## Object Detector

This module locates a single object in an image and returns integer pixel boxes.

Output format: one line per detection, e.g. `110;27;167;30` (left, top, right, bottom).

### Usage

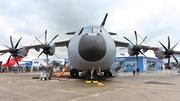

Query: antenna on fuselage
101;13;108;26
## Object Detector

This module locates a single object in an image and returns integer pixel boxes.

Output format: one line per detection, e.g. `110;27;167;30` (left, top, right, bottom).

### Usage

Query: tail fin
101;13;108;26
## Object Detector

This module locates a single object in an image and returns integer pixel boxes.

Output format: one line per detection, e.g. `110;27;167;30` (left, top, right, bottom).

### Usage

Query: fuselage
68;25;116;71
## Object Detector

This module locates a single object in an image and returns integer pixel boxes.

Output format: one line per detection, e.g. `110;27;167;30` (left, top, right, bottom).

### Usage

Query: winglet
101;13;108;26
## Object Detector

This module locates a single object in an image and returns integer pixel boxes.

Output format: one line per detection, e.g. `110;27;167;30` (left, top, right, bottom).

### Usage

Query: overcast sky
0;0;180;62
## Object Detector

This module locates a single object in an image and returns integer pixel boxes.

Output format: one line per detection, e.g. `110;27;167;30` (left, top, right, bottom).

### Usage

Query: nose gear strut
90;66;94;79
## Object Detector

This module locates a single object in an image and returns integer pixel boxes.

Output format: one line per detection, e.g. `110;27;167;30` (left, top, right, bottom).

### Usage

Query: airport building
32;58;70;67
114;56;163;72
2;56;162;73
28;56;162;73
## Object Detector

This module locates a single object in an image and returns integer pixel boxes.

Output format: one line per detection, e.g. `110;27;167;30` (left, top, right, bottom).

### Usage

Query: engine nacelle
48;43;55;55
127;44;135;56
17;47;29;58
153;47;164;59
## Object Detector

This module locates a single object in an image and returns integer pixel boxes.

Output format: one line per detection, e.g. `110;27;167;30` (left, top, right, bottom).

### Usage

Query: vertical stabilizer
101;13;108;26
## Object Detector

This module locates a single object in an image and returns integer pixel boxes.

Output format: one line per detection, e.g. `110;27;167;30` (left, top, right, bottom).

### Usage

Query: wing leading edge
28;39;70;49
0;39;70;54
114;40;151;52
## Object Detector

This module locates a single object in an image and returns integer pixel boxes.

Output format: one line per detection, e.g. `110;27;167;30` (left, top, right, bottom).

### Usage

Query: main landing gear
70;68;79;77
85;66;112;83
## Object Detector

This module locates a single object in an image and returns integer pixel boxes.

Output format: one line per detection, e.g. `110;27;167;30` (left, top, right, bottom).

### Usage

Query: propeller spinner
1;36;22;66
35;30;59;64
158;36;178;66
123;31;147;64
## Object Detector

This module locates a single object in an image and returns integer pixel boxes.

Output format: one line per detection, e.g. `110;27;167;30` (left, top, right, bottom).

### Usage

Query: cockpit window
83;27;92;33
93;27;101;33
82;27;101;33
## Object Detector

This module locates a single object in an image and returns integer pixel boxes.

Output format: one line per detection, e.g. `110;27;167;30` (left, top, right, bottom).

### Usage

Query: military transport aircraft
0;13;180;80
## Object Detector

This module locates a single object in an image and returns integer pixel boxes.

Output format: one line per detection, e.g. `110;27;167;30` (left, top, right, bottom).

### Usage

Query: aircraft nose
78;34;106;61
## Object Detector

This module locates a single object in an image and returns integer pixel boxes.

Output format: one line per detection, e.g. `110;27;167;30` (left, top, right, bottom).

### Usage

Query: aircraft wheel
41;77;45;81
86;71;91;80
75;72;79;77
104;72;107;76
70;72;74;77
108;73;112;77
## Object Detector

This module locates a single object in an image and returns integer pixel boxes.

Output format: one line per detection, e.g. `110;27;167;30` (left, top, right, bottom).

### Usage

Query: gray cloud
0;0;180;62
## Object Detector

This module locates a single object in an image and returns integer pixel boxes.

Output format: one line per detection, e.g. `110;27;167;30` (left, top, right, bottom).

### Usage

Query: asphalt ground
0;69;180;101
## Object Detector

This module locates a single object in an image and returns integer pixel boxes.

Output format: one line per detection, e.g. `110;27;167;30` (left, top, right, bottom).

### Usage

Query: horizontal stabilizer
65;31;76;35
109;32;117;35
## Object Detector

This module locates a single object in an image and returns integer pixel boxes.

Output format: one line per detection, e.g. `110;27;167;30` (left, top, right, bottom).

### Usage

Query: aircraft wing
54;39;70;47
114;40;129;47
0;39;70;54
174;51;180;54
0;49;9;53
114;40;151;52
150;46;180;55
27;39;70;49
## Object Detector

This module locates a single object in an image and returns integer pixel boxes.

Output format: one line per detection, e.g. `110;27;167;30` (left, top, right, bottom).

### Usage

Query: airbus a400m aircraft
0;13;180;80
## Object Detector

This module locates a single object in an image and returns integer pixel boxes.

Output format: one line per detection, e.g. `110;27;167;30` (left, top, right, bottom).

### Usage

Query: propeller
1;36;22;66
35;30;59;65
158;36;178;66
123;31;147;65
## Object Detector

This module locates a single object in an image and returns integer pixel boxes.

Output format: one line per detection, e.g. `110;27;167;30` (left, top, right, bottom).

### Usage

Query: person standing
133;67;136;76
124;67;127;73
136;67;140;75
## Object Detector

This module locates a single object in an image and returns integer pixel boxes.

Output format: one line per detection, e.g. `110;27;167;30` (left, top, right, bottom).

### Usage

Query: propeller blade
45;30;47;44
172;54;178;64
134;31;138;45
14;37;22;49
48;34;59;45
10;36;14;48
168;57;170;67
123;36;135;45
168;36;170;49
139;50;146;57
171;42;178;50
37;51;44;59
46;54;49;66
7;54;12;64
0;52;7;56
140;36;147;45
3;44;10;48
136;54;138;67
35;36;43;45
15;56;19;66
158;41;168;51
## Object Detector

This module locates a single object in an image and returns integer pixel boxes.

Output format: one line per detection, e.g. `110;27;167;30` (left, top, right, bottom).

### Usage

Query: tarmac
0;69;180;101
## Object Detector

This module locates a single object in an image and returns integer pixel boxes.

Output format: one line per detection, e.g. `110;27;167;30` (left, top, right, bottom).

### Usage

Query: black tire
104;72;107;76
75;72;79;77
70;72;74;77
